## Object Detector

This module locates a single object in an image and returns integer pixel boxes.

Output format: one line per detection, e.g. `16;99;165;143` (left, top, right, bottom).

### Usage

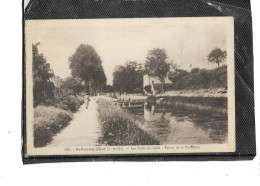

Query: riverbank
145;89;227;113
157;88;227;98
146;66;228;112
156;96;227;113
97;98;159;146
166;65;227;91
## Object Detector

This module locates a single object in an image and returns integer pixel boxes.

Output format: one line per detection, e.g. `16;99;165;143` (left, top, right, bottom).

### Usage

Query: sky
28;18;228;84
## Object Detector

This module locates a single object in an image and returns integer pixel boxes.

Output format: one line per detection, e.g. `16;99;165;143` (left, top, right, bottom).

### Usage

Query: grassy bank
33;94;84;148
97;98;159;146
34;106;73;147
167;66;227;91
156;96;227;112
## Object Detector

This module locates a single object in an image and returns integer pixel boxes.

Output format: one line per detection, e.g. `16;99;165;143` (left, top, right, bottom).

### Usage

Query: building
143;75;172;95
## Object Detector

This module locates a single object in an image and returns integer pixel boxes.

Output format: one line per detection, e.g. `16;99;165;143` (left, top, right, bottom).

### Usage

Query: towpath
46;97;100;147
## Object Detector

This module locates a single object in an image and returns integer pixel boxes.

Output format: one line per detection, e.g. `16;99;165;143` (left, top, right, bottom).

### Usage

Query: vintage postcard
25;17;235;156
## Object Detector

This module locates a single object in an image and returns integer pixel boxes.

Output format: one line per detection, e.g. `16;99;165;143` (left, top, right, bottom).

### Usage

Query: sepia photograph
25;17;235;156
1;0;259;185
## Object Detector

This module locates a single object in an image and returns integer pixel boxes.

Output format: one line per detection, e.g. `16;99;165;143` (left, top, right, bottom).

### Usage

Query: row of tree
33;41;227;106
112;48;174;94
33;43;107;107
112;47;227;94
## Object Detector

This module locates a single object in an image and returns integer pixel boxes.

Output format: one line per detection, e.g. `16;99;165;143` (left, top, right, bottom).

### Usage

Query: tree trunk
217;59;220;68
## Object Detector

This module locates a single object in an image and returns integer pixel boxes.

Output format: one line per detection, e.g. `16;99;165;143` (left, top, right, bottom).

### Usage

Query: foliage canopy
32;43;55;107
69;44;106;95
207;47;227;67
145;48;172;93
113;61;144;93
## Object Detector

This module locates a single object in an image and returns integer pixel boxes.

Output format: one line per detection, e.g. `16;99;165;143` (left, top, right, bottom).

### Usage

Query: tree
144;48;172;93
32;43;55;107
103;84;114;93
91;66;107;95
113;61;144;93
168;68;189;83
207;47;227;67
61;77;84;95
69;44;106;96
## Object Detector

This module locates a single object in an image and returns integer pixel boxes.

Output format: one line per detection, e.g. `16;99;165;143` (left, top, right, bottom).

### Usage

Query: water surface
127;104;228;145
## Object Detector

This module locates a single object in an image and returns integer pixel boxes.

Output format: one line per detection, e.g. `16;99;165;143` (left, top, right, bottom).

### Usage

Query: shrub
191;68;200;74
133;88;142;94
34;106;73;147
168;69;189;83
63;95;84;112
54;95;84;112
109;93;117;99
144;85;152;93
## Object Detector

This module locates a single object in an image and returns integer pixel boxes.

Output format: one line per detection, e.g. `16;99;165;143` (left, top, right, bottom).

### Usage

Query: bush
191;68;200;74
63;95;84;112
133;88;142;94
109;93;117;99
168;69;189;83
144;85;152;93
34;106;73;147
97;99;159;146
54;95;84;112
167;66;227;91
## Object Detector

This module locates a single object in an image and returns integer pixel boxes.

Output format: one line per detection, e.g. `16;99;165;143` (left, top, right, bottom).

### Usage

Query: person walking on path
85;94;90;109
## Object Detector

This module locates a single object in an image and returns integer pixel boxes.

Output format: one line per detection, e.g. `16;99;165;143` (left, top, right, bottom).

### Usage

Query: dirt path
47;98;100;147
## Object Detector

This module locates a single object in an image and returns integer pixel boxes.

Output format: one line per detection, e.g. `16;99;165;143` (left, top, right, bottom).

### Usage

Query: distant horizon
30;18;228;84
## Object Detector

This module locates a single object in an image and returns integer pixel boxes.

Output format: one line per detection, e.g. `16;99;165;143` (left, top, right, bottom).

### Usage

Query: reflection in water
144;105;171;122
129;104;227;144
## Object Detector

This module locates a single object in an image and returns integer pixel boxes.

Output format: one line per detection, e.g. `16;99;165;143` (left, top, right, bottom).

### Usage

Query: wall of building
143;75;172;88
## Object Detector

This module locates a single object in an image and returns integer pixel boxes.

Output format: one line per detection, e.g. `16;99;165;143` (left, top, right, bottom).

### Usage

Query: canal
126;104;228;145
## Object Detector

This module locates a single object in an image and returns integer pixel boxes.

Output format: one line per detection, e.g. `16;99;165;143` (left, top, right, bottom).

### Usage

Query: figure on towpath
85;94;90;109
